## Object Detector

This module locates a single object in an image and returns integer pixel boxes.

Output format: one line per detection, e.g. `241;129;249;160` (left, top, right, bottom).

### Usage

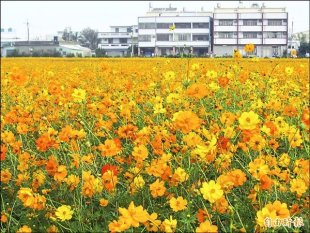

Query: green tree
80;27;98;50
298;42;310;57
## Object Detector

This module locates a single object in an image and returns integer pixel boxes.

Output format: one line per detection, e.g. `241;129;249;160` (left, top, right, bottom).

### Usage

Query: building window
243;32;258;38
175;33;191;41
156;23;173;29
193;23;209;28
127;27;132;33
272;46;279;56
8;28;13;32
267;32;285;38
138;35;152;42
268;20;282;26
218;32;233;38
135;29;138;33
175;23;191;29
156;34;173;41
1;28;4;32
108;38;113;44
119;38;127;43
192;34;209;41
243;20;257;26
115;28;119;33
219;20;233;26
139;23;156;29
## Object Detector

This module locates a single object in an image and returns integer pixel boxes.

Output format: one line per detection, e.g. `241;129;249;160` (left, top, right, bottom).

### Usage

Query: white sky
1;1;309;40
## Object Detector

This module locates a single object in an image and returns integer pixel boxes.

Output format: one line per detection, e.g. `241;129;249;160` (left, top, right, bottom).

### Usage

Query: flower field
1;58;309;233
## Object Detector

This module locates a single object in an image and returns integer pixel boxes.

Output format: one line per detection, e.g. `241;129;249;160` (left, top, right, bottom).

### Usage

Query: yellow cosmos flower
238;111;260;130
196;220;218;233
72;88;86;103
256;207;277;227
285;67;294;75
133;175;145;189
200;180;223;203
118;201;149;228
290;178;307;196
206;70;218;79
55;205;74;222
161;216;177;232
17;225;32;233
169;196;188;212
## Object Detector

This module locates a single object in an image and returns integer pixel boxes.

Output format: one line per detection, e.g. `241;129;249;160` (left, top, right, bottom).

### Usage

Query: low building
97;25;138;56
138;6;213;56
1;38;91;57
58;44;92;57
1;40;60;57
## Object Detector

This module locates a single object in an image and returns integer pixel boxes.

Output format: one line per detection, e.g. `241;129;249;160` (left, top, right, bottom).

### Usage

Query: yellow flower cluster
0;58;309;232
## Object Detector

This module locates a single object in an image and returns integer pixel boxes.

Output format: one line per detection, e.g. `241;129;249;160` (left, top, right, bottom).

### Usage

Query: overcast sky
1;1;309;40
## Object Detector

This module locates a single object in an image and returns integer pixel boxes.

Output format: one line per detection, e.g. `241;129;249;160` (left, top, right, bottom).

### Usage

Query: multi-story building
98;25;138;56
138;6;213;56
213;2;288;57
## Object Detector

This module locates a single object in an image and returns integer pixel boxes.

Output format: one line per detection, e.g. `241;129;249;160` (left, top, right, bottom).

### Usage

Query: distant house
97;25;138;57
1;40;60;57
58;44;92;57
1;37;91;57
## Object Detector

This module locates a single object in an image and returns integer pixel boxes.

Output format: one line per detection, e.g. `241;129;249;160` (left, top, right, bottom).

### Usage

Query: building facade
213;2;288;57
138;7;213;56
98;25;138;56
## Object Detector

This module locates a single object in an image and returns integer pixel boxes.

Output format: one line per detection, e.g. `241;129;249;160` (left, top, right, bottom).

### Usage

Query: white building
98;25;138;56
138;6;213;56
58;44;92;57
213;2;288;57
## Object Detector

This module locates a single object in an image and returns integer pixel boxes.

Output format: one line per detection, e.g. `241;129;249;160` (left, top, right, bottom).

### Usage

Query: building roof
8;41;59;46
59;44;91;51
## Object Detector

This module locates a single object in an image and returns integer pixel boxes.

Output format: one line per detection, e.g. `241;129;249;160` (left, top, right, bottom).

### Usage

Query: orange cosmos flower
260;175;273;190
218;77;229;88
1;169;12;184
17;225;32;233
98;139;122;157
0;145;7;161
301;108;310;127
229;169;247;187
102;170;118;191
10;71;28;85
213;196;229;214
99;198;109;207
186;83;208;99
149;179;166;198
117;124;138;140
54;165;67;182
17;188;35;207
101;164;118;176
45;156;59;176
36;134;58;152
132;144;148;162
173;111;202;134
283;105;297;117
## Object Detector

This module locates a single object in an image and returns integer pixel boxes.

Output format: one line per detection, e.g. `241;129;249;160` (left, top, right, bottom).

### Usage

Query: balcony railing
98;32;131;37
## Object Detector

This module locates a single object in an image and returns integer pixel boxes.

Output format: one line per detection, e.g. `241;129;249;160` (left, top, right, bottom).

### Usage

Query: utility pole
26;19;30;43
